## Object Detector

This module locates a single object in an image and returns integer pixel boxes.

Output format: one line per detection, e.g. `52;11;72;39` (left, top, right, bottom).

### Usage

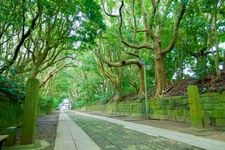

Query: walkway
54;110;225;150
73;111;225;150
54;111;100;150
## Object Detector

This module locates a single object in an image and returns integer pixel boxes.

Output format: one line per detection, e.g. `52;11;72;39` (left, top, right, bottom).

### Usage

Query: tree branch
162;3;186;55
0;11;40;74
40;64;76;88
94;50;143;67
121;40;153;50
101;0;118;17
118;0;124;38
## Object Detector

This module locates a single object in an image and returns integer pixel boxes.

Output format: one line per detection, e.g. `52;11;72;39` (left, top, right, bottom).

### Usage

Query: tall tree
101;0;187;96
0;0;105;145
0;0;40;74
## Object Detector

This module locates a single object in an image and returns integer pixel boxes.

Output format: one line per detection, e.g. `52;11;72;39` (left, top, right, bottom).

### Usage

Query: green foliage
74;99;86;109
38;96;57;114
46;70;74;101
0;76;25;102
75;71;103;104
0;101;23;129
95;92;114;104
1;0;225;112
77;0;106;43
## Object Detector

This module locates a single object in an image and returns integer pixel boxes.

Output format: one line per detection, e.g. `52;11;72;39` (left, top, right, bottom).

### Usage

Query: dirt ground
87;112;225;142
14;111;59;149
35;111;59;147
163;72;225;96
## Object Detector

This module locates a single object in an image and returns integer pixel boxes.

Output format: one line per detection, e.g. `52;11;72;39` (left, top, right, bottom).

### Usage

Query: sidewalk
73;111;225;150
54;111;100;150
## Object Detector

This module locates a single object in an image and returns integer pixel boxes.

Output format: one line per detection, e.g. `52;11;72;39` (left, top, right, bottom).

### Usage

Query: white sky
219;42;225;49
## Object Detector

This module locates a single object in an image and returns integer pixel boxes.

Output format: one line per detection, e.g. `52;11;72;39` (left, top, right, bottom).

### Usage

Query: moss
215;119;225;127
153;110;165;115
201;103;214;110
21;79;39;144
174;109;184;116
175;116;185;122
3;140;50;150
80;90;225;129
212;110;225;118
187;85;204;128
150;114;165;120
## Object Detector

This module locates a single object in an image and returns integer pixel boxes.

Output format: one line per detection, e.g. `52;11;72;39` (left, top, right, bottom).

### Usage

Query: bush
0;76;25;102
38;96;56;114
74;99;86;109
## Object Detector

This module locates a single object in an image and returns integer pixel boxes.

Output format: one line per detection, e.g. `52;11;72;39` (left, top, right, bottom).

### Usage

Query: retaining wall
82;92;225;128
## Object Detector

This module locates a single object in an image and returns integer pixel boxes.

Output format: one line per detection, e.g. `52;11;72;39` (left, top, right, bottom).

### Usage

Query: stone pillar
21;79;39;144
187;85;204;128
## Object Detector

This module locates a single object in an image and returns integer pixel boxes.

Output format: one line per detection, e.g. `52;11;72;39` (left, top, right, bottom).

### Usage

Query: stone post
21;79;39;144
187;85;204;128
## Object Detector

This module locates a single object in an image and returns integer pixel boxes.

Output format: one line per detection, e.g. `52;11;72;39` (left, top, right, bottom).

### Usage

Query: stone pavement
72;111;225;150
54;111;100;150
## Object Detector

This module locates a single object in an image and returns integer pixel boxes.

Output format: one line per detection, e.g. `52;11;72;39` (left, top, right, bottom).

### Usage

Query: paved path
54;110;225;150
54;111;100;150
71;111;225;150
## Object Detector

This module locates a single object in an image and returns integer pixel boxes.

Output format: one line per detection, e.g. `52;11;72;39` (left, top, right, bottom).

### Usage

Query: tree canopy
1;0;225;107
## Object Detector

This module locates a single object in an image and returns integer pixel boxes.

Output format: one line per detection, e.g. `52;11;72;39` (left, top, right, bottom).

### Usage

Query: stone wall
83;92;225;129
200;93;225;128
149;96;190;122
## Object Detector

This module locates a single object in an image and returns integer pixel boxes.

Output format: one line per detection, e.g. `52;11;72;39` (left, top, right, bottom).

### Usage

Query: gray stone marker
21;78;39;144
187;85;204;128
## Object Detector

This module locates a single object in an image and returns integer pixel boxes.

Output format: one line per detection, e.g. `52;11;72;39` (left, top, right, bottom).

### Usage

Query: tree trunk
154;48;167;97
223;51;225;72
213;12;221;79
114;84;122;102
196;56;207;78
212;2;221;79
138;64;145;97
214;44;221;79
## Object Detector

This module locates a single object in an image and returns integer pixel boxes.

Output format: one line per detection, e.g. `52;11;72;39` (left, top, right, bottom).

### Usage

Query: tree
175;0;225;79
0;0;40;74
94;49;145;99
0;0;105;145
101;0;187;96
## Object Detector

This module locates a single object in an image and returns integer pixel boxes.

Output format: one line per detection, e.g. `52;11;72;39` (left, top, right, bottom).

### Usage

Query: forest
0;0;225;112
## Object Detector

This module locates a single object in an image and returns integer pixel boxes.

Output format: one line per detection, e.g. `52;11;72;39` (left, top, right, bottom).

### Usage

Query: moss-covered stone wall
83;92;225;129
149;96;191;122
200;93;225;128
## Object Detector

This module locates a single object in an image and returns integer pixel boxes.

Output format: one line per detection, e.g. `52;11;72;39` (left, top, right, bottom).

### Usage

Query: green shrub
0;76;25;102
38;96;56;114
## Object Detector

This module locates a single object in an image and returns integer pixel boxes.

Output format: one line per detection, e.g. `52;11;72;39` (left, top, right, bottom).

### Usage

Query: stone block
212;110;225;118
175;116;185;122
150;114;165;120
202;103;213;110
183;110;190;115
216;118;225;127
200;96;214;104
187;85;204;128
153;110;165;115
172;109;183;117
21;79;40;145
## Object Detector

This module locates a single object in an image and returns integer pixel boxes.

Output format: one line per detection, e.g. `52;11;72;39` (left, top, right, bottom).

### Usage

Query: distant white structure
59;99;73;110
